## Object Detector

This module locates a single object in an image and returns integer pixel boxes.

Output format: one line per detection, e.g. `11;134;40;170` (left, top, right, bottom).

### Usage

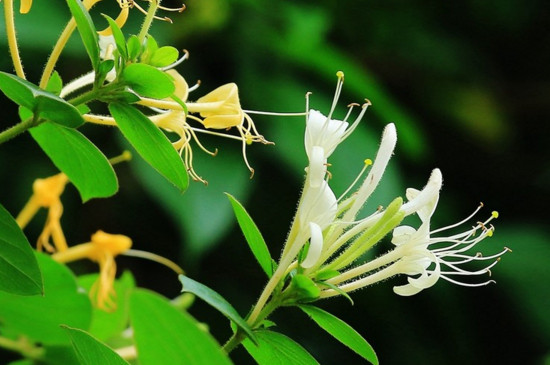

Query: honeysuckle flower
16;173;69;252
52;230;132;310
186;83;271;176
52;230;183;310
318;169;508;298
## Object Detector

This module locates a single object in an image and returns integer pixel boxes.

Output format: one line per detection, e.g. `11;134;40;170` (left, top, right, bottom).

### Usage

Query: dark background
1;1;549;364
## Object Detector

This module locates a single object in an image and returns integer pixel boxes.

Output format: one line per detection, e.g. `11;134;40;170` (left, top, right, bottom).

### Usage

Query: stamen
160;49;189;71
431;202;485;234
188;80;201;93
337;159;372;203
327;71;344;120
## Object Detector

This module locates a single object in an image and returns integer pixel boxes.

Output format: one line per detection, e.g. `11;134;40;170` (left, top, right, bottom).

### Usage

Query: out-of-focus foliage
1;0;548;364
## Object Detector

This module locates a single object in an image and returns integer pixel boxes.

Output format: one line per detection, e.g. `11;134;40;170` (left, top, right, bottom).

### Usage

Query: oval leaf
130;289;233;365
122;63;175;99
63;326;129;365
179;275;256;343
226;193;273;277
109;103;188;192
0;72;83;127
242;330;319;365
102;14;127;61
30;122;118;202
0;203;42;295
66;0;100;70
299;305;378;364
0;252;92;345
149;46;179;67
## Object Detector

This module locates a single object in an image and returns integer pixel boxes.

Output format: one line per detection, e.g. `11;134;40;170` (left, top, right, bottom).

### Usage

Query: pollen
364;158;373;166
492;211;499;219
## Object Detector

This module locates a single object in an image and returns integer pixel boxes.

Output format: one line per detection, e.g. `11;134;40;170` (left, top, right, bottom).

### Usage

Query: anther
364;158;373;166
363;99;372;107
491;211;499;219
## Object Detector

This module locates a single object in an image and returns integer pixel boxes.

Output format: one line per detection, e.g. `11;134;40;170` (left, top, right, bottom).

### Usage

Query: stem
0;117;38;145
222;296;281;354
0;335;44;359
39;18;77;89
138;0;159;43
4;0;26;78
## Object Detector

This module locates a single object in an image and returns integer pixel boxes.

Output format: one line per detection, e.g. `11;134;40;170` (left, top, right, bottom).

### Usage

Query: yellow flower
52;230;132;311
19;0;32;13
187;83;272;176
52;230;183;311
16;173;69;252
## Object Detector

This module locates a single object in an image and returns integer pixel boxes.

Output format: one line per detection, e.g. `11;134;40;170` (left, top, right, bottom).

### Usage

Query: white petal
400;168;442;217
305;109;348;159
298;180;337;230
391;225;416;245
308;146;327;188
393;283;424;296
346;123;397;218
301;222;323;268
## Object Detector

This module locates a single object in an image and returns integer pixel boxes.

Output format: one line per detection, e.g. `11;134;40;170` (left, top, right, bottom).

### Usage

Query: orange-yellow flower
16;173;69;252
52;230;132;311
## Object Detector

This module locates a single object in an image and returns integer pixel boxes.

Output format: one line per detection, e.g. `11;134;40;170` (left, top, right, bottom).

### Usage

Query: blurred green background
1;0;549;364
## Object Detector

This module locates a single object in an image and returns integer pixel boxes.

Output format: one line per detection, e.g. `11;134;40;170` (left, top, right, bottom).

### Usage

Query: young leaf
130;289;233;365
242;330;319;365
0;253;92;345
299;305;378;365
109;103;188;192
65;0;100;70
0;72;84;128
0;203;43;295
46;71;63;95
121;63;175;99
101;14;127;61
226;193;273;277
63;326;129;364
126;35;141;61
179;275;256;343
149;46;179;67
30;122;118;202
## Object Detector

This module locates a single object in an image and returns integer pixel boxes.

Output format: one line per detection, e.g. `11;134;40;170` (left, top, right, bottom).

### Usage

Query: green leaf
0;204;42;295
122;63;175;99
129;289;233;365
78;271;135;341
109;103;188;192
65;0;100;70
178;275;256;343
299;305;378;364
46;71;63;95
63;326;129;365
30;122;118;202
283;274;320;304
242;330;319;365
226;193;273;277
0;72;84;128
0;252;92;345
102;14;127;61
149;46;179;67
126;35;141;61
95;60;114;87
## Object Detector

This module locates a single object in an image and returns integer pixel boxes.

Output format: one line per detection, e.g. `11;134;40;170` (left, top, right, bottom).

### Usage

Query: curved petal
393;283;424;296
301;222;323;268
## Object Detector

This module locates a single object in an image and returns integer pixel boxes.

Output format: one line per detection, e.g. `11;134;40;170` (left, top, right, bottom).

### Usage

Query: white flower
391;181;506;296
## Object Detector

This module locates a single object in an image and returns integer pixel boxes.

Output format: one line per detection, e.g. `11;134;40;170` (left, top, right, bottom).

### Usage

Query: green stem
0;335;44;359
0;117;38;145
222;297;282;354
138;0;159;43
